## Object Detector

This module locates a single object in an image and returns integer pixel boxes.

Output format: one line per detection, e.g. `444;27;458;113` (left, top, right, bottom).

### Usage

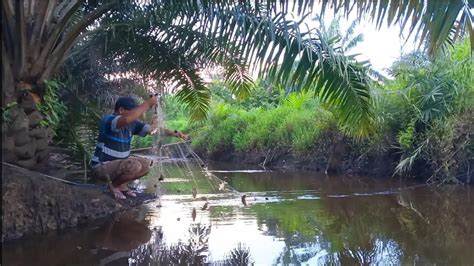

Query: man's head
114;96;137;114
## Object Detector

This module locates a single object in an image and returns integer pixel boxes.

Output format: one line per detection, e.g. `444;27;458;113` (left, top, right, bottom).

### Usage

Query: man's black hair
115;96;137;111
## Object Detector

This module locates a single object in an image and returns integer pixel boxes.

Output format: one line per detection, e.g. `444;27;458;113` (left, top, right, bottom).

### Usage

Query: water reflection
2;165;473;265
1;211;153;266
142;184;472;265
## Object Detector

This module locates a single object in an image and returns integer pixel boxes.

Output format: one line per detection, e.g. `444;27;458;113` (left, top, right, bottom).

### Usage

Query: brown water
2;161;474;265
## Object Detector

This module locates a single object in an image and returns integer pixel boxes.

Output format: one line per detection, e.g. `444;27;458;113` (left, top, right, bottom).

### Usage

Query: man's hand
175;131;190;140
147;95;159;108
149;114;159;135
149;124;159;135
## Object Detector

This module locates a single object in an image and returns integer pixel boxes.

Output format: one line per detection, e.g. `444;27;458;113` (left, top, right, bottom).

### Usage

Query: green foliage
131;135;153;149
238;80;283;110
37;80;67;134
422;111;473;183
188;39;472;183
210;79;283;110
88;2;375;129
397;123;415;151
291;127;320;155
290;110;335;155
234;107;287;151
209;81;235;104
192;103;250;154
1;102;17;126
54;95;101;165
388;39;474;180
162;95;189;121
387;51;461;127
191;92;337;157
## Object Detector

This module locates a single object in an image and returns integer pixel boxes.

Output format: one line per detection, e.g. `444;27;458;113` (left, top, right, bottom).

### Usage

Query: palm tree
2;0;117;168
315;15;364;53
314;15;387;82
2;0;472;168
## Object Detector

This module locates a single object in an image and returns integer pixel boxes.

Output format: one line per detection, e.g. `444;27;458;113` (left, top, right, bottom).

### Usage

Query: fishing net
136;99;234;197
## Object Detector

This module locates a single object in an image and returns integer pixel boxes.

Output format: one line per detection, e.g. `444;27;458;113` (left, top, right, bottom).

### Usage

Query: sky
204;11;419;83
300;11;419;77
331;17;417;76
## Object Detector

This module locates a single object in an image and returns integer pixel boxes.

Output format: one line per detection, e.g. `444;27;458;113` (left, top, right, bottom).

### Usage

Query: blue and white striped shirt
91;114;150;167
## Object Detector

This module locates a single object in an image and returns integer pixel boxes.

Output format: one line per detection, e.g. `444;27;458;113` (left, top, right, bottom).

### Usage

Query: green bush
162;94;188;121
191;103;250;154
38;80;67;134
422;108;473;183
191;91;338;156
235;107;291;151
389;39;474;180
290;109;335;155
397;122;415;151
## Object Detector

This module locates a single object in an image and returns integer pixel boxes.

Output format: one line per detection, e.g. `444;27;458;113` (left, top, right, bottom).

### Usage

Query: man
91;96;188;199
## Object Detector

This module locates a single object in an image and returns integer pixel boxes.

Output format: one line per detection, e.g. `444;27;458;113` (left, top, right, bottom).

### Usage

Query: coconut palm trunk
1;0;115;168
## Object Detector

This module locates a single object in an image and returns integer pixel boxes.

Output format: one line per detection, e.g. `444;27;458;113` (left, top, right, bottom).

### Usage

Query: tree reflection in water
248;185;472;265
3;179;472;265
223;243;253;265
121;220;252;265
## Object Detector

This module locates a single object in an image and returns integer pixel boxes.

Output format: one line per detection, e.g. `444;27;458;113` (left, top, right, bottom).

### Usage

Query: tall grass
191;92;337;156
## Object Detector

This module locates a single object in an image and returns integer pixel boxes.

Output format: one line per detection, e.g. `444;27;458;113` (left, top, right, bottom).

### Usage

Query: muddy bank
198;146;472;183
1;163;155;242
197;136;400;177
198;145;399;178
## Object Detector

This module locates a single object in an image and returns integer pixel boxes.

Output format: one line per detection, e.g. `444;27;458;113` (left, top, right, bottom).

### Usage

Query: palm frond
86;3;374;133
368;68;388;83
344;34;364;52
173;69;211;121
202;7;373;134
323;0;473;56
394;140;426;176
69;0;472;132
223;62;254;100
342;19;358;44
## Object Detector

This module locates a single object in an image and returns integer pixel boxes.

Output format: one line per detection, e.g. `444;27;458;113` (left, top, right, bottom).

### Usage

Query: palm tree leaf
344;34;363;52
324;0;473;56
174;69;211;121
89;3;374;133
223;62;254;100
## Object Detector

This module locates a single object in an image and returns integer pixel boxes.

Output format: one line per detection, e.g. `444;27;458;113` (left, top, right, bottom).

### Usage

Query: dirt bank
1;163;155;242
198;146;472;183
198;145;398;178
204;150;396;177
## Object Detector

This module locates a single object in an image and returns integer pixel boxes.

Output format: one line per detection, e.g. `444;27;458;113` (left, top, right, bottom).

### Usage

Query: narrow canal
3;160;473;265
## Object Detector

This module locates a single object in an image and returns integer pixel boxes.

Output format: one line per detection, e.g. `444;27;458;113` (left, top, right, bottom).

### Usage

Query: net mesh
136;99;234;198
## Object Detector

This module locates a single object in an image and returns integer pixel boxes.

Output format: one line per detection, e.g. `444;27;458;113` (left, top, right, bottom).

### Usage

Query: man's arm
116;96;157;129
160;128;178;137
148;126;190;140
